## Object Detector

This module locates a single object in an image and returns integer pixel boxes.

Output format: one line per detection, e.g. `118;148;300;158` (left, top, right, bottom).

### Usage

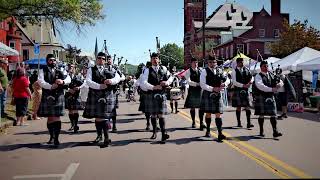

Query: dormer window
259;29;265;38
231;4;236;13
241;11;247;21
226;11;232;21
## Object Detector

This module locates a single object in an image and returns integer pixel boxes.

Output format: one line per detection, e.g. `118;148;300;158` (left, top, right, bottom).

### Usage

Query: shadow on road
117;117;146;124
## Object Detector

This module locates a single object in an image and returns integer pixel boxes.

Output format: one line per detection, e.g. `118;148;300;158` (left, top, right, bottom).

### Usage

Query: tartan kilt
200;90;223;114
65;92;83;110
184;86;201;108
143;91;168;114
83;89;116;119
232;88;250;107
115;93;119;109
254;95;277;116
37;89;65;117
138;90;146;112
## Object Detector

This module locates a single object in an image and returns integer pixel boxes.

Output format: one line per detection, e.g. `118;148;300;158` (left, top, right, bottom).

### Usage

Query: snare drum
170;88;181;100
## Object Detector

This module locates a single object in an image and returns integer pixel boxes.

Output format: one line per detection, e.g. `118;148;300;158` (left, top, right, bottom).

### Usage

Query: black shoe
273;131;283;138
157;127;160;131
73;126;79;133
283;114;288;118
68;126;74;131
146;126;150;131
102;139;111;147
277;116;283;120
53;140;60;146
13;120;17;126
217;134;226;142
111;127;117;133
93;135;102;143
247;124;254;128
47;138;53;144
205;131;211;137
175;110;179;114
259;133;265;137
160;134;170;144
237;123;243;128
150;133;157;139
192;123;196;128
199;124;206;131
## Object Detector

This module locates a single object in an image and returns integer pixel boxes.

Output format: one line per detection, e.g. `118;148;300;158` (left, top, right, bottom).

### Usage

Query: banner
312;70;318;89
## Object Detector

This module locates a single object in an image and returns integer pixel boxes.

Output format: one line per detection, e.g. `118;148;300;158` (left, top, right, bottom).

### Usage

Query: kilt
166;89;171;101
115;93;119;109
37;89;65;117
138;90;146;112
254;95;277;116
200;90;223;114
184;86;201;108
144;91;168;114
232;88;250;107
65;92;83;110
83;89;116;119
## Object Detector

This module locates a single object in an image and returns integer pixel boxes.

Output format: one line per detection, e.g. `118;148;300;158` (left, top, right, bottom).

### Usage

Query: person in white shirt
254;60;283;138
231;58;254;128
37;54;71;147
200;56;230;142
141;53;174;144
83;52;121;147
183;57;205;130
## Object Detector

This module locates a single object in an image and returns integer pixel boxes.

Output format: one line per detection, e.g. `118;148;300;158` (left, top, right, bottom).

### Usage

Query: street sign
34;43;40;55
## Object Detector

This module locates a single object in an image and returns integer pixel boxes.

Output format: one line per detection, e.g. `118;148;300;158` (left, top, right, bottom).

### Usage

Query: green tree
270;19;320;58
65;44;81;64
159;43;184;70
0;0;105;31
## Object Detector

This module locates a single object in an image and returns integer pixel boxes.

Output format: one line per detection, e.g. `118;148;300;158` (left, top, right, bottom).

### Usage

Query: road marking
177;109;313;179
12;163;79;180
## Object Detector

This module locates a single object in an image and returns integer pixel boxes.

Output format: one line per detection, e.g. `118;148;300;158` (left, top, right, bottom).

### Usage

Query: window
247;43;250;55
274;29;280;38
221;48;224;59
264;42;271;54
9;41;15;49
23;49;29;61
236;44;244;53
259;29;265;38
230;44;233;58
53;50;59;59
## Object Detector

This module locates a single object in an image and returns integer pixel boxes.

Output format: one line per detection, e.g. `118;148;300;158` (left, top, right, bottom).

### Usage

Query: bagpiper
231;58;254;128
141;52;173;144
65;63;84;133
254;60;283;138
83;52;121;147
184;57;205;130
37;54;71;147
200;56;229;142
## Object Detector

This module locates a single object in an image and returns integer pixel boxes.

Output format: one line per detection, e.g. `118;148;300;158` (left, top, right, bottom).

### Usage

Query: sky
59;0;320;65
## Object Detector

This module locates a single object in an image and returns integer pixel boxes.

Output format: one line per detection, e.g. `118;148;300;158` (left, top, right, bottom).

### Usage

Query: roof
205;2;253;29
15;21;34;45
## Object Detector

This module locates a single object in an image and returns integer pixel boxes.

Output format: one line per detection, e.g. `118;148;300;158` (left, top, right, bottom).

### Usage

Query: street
0;95;319;179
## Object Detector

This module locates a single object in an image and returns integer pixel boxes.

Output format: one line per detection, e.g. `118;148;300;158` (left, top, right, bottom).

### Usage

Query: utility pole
202;0;206;67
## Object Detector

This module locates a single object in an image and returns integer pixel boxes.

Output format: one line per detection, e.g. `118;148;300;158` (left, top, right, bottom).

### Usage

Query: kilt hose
200;90;223;114
254;94;277;116
65;91;83;110
232;88;250;107
184;86;201;108
144;91;168;115
83;88;116;119
37;89;65;117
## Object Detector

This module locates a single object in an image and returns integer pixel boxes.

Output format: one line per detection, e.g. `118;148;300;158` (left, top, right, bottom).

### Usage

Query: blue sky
59;0;320;65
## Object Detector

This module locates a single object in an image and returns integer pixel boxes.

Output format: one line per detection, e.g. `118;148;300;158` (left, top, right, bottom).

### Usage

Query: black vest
235;67;252;89
205;67;226;87
147;66;169;86
43;66;65;85
91;65;116;91
256;72;276;96
190;68;200;83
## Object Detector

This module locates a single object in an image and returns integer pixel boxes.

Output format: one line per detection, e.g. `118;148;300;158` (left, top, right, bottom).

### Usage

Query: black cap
46;54;55;61
191;57;198;62
97;52;106;57
260;60;268;67
151;52;159;58
236;57;244;63
106;55;112;59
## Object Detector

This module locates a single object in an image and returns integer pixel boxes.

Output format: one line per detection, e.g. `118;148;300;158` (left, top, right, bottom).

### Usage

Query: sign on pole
34;43;40;72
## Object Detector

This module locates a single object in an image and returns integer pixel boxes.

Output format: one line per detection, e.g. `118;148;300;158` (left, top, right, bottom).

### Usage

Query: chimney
271;0;281;16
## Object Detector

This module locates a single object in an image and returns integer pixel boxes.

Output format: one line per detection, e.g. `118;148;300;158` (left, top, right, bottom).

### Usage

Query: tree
159;43;184;71
270;19;320;58
65;44;81;64
0;0;105;31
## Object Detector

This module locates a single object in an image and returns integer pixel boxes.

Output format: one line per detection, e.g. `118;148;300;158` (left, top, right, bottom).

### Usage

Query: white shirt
38;68;71;90
200;67;230;92
231;67;254;88
86;66;121;90
255;72;284;92
141;65;174;91
184;68;200;87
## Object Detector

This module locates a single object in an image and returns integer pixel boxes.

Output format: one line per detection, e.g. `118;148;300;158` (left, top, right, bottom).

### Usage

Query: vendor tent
296;57;320;71
250;57;281;72
273;47;320;71
230;53;254;69
0;42;19;56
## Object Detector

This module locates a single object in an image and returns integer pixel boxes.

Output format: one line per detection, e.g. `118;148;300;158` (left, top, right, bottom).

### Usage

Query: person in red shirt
12;67;32;126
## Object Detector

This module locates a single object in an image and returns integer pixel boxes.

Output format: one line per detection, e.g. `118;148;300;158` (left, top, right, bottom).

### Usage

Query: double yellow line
177;109;313;179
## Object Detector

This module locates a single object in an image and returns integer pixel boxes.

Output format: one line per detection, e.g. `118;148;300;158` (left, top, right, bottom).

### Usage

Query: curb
0;120;14;133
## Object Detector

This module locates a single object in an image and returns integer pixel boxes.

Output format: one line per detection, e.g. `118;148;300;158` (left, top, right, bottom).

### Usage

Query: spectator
0;58;8;117
31;80;42;120
12;67;32;126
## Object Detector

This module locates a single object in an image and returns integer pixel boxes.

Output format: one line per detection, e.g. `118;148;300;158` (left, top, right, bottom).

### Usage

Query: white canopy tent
250;57;281;73
273;47;320;71
296;57;320;71
0;42;19;56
